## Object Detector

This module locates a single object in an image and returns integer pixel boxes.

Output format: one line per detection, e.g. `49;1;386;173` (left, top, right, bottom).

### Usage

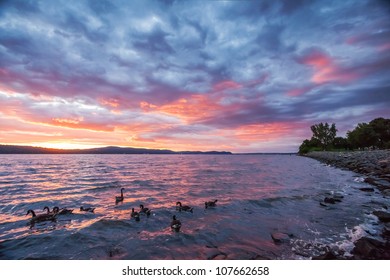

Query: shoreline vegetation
299;118;390;154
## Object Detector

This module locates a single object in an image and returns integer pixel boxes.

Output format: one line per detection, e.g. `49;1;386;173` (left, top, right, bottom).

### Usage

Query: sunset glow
0;0;389;152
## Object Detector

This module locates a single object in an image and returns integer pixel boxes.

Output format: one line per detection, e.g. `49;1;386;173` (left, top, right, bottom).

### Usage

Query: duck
115;188;125;203
205;199;218;209
139;204;151;216
80;207;95;213
176;201;193;213
170;215;181;232
131;208;140;222
53;206;73;215
26;209;56;223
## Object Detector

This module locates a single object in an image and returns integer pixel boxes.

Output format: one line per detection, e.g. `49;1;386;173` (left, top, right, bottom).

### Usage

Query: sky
0;0;389;153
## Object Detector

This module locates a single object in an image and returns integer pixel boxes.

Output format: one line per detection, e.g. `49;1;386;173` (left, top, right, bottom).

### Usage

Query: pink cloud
287;86;313;97
297;48;360;84
213;80;242;92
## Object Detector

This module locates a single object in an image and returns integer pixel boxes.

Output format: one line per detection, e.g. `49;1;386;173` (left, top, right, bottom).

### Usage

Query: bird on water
26;209;56;223
205;199;218;209
131;208;140;221
80;207;95;213
115;188;125;203
170;215;181;232
176;201;193;213
139;204;151;216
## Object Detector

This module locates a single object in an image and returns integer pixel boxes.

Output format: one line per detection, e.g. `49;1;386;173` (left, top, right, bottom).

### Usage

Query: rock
320;202;328;207
312;251;338;260
383;189;390;196
364;177;376;185
324;197;336;204
271;232;290;244
373;211;390;222
211;253;227;260
250;254;271;260
207;251;227;260
382;225;390;239
359;187;375;192
378;159;389;168
352;237;390;259
333;193;344;199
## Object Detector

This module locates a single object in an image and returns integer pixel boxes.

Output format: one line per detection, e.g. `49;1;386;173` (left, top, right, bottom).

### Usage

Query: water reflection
0;154;388;259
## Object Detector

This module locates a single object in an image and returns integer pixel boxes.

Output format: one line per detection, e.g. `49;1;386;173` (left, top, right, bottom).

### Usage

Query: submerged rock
207;251;227;260
359;187;375;192
271;232;290;244
323;197;342;204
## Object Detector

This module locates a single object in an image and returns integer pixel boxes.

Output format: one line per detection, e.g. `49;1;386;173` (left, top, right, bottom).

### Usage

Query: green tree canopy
310;122;337;150
299;118;390;154
347;118;390;149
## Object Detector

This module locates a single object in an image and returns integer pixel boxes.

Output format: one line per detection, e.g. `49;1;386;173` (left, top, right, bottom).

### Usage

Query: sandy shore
305;150;390;194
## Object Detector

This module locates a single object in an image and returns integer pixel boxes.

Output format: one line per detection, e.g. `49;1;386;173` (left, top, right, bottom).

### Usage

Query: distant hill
0;145;232;155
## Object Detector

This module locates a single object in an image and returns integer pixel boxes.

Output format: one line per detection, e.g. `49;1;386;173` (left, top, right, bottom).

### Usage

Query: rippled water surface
0;154;387;259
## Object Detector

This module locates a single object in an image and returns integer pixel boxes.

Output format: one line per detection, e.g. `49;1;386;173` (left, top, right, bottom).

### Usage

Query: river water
0;154;387;259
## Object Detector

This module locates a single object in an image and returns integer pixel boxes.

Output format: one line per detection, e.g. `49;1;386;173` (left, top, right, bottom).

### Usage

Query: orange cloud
49;118;115;132
140;94;225;122
233;122;297;142
99;97;120;108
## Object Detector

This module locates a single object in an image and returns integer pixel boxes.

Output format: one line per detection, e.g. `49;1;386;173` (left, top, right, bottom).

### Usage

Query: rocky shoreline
304;150;390;260
305;150;390;194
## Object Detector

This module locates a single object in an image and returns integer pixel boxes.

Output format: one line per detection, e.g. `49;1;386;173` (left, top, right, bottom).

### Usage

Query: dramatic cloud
0;0;389;152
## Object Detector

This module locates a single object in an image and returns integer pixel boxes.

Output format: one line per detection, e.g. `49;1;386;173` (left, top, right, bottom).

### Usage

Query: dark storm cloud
0;0;389;151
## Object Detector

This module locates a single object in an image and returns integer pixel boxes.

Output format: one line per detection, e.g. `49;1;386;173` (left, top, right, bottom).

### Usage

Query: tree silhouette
310;122;337;150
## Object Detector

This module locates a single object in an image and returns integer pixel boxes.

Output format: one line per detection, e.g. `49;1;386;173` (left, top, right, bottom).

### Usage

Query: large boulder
352;237;390;259
373;211;390;223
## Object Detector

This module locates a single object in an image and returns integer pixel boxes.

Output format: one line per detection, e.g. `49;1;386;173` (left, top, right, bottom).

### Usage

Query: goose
26;209;56;223
115;188;125;203
53;206;73;215
131;208;140;221
43;206;55;214
80;207;95;213
139;204;151;216
176;201;193;213
170;215;181;232
205;199;218;209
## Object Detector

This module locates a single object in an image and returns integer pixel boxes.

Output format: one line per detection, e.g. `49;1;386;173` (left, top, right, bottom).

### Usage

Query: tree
333;136;348;150
298;138;322;154
347;122;375;149
347;118;390;149
310;122;337;150
369;118;390;148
